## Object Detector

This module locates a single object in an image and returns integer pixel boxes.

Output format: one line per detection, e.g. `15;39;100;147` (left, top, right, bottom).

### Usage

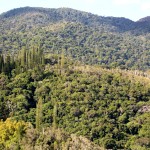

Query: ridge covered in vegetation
0;7;150;70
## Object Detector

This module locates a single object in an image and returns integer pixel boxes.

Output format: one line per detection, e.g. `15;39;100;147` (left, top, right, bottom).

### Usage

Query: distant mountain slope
0;7;135;32
1;7;150;34
0;7;150;70
138;16;150;22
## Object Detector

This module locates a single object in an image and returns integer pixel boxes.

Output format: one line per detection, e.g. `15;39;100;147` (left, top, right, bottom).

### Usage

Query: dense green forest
0;7;150;150
0;48;150;149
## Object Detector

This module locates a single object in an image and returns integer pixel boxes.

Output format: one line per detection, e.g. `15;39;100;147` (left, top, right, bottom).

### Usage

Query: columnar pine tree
36;97;43;132
53;102;57;129
0;55;4;73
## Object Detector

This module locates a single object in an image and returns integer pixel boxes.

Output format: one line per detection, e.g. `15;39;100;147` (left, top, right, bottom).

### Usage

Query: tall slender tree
36;97;43;132
53;102;57;129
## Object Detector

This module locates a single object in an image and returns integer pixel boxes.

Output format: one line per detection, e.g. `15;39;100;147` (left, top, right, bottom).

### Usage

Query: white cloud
113;0;140;5
113;0;150;11
141;2;150;11
83;0;96;3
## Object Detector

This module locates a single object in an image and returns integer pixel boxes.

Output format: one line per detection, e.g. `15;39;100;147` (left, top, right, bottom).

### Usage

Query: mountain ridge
0;7;150;70
1;6;150;35
0;7;136;33
137;16;150;22
0;6;133;21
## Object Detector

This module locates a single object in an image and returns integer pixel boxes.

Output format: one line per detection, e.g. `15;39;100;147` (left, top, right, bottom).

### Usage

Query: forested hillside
0;48;150;149
0;7;134;32
0;7;150;70
0;7;150;150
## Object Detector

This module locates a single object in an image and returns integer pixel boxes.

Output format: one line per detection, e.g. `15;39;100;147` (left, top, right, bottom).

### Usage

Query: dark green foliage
0;55;4;73
0;54;15;75
0;46;45;75
103;138;117;149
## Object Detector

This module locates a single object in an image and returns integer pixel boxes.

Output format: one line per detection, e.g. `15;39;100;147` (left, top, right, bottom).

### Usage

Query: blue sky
0;0;150;21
